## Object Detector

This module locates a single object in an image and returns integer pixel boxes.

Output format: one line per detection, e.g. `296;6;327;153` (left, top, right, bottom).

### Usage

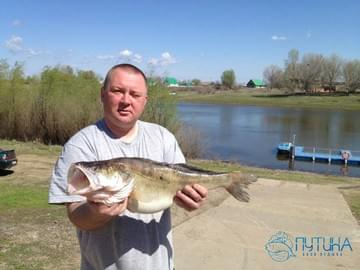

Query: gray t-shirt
49;119;185;270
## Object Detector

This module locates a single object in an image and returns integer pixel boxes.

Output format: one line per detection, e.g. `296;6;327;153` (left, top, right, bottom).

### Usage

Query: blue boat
277;143;360;166
277;142;293;154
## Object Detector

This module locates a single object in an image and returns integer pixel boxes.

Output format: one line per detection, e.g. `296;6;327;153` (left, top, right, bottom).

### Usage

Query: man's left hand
174;184;208;211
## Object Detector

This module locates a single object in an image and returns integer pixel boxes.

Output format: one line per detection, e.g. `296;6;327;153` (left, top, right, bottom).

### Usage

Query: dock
277;142;360;166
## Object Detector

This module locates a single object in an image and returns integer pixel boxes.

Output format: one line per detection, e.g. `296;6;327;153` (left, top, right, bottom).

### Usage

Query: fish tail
225;173;257;202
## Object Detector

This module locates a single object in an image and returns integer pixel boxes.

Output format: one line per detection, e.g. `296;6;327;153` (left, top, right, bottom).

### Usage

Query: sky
1;0;360;84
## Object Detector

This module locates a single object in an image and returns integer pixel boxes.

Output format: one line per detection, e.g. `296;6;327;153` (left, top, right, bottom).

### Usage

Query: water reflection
177;103;360;177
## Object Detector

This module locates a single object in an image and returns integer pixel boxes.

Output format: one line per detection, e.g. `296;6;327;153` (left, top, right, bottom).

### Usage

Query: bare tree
263;65;283;89
298;53;324;92
343;59;360;93
321;54;343;91
283;49;300;90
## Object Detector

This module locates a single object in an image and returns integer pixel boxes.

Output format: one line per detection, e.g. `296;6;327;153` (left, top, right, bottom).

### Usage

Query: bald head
102;63;147;91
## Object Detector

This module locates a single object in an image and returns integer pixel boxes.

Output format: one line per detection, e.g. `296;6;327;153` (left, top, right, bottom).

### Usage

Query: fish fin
225;173;257;202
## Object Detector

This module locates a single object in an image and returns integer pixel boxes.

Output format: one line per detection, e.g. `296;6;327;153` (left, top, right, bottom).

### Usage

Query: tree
321;54;343;90
0;59;10;80
298;53;324;91
263;65;283;89
283;49;300;90
221;69;236;89
343;59;360;93
191;79;201;86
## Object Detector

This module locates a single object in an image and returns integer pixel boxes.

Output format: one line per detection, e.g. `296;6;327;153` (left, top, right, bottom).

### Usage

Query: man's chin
115;116;136;126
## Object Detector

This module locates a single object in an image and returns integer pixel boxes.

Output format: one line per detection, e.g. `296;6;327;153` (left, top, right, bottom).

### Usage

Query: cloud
96;49;142;64
4;35;23;52
148;58;158;66
24;48;42;56
272;35;287;41
97;54;116;60
147;52;176;66
160;52;176;65
3;35;46;58
133;54;142;63
120;49;132;57
12;19;22;27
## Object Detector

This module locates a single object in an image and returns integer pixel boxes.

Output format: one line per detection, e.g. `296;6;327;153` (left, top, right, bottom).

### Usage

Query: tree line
0;60;204;157
0;60;103;144
263;49;360;92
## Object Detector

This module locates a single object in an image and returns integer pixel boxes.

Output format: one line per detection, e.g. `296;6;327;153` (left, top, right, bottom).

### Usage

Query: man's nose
120;92;131;104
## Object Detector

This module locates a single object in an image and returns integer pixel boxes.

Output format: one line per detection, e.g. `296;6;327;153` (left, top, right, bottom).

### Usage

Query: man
49;63;207;270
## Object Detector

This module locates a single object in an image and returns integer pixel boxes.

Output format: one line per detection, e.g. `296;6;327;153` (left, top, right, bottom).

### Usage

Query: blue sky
1;0;359;83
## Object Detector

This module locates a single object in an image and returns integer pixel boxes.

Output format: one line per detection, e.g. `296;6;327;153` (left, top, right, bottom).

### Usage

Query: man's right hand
66;198;128;231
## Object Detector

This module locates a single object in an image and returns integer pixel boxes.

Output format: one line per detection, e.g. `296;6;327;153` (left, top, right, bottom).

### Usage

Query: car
0;148;17;170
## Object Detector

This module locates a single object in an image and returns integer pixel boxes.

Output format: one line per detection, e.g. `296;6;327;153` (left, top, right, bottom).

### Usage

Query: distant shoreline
174;88;360;111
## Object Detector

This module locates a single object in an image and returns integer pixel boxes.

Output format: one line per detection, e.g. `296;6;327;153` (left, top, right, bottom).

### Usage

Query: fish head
67;161;134;196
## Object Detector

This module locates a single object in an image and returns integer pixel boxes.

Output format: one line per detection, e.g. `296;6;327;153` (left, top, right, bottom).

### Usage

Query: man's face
101;68;148;131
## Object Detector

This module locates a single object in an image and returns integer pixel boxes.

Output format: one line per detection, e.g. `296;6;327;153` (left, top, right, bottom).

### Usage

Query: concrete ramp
173;178;360;269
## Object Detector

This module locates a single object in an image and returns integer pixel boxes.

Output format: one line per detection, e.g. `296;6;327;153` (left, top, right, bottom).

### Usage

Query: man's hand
67;198;128;231
174;184;208;211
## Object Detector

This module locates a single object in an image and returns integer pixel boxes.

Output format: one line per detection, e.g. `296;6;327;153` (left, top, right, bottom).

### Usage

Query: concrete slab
173;178;360;269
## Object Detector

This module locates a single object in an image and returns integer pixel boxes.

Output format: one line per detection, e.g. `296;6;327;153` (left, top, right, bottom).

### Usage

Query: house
164;77;179;87
247;79;266;88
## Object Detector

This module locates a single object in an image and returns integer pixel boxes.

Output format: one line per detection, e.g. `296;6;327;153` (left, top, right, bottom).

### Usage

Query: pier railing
300;146;360;165
302;147;360;155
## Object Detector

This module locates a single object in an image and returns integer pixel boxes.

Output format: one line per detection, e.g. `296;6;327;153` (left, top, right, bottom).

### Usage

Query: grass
176;89;360;110
0;184;50;211
0;139;62;156
0;140;359;269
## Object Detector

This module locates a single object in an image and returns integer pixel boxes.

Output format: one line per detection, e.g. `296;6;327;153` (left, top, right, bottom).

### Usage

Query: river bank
175;88;360;110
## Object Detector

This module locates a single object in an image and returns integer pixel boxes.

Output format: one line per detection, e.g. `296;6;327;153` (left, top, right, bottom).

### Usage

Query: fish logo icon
265;231;296;262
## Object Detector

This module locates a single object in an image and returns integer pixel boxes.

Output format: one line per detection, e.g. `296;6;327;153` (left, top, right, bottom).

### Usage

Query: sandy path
173;178;360;269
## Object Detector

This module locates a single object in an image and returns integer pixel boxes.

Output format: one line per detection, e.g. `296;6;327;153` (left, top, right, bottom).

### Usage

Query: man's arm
66;199;128;231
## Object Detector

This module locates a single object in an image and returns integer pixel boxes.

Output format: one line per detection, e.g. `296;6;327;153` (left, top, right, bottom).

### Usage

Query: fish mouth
67;163;135;205
67;164;96;195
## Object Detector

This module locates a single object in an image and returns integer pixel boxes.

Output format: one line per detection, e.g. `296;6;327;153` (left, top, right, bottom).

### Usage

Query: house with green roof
164;77;179;87
246;79;266;88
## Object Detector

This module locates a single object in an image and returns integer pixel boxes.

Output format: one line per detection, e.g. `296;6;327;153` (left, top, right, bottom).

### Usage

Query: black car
0;149;17;170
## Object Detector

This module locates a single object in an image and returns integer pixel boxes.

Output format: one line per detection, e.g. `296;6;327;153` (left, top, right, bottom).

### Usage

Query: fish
67;157;257;214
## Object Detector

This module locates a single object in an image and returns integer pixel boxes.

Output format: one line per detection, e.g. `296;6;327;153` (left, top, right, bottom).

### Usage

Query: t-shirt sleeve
162;128;186;164
48;142;96;204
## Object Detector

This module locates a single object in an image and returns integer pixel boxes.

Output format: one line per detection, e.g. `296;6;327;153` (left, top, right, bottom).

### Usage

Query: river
177;103;360;177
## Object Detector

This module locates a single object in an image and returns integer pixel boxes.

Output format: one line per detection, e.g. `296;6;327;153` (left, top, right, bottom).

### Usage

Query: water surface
177;103;360;177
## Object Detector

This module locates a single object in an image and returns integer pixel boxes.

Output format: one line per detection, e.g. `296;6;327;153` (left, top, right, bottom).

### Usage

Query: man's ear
100;87;105;103
144;95;148;106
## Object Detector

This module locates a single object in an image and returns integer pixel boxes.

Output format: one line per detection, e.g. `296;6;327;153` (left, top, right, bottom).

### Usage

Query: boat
277;142;293;154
